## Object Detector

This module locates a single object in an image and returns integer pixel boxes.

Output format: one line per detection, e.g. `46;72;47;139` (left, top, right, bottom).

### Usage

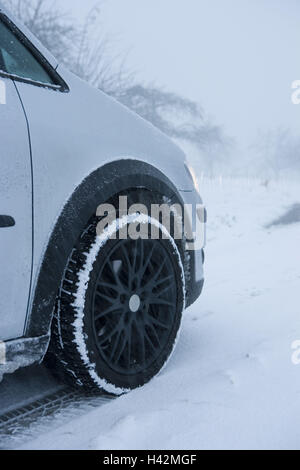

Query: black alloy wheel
46;214;185;394
92;238;178;376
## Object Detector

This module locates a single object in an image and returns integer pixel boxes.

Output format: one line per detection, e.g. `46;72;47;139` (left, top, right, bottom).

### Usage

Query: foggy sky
59;0;300;151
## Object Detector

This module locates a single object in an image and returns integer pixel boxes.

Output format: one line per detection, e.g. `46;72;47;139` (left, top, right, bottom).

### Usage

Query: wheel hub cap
129;294;141;313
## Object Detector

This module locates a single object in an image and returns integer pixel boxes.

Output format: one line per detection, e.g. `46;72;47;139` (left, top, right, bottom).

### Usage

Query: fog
59;0;300;154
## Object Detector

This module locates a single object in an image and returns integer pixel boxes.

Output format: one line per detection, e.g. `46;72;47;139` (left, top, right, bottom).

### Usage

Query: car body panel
0;77;32;341
180;189;205;282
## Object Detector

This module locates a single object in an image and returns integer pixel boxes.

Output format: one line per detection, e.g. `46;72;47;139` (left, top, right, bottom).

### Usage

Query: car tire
46;210;185;395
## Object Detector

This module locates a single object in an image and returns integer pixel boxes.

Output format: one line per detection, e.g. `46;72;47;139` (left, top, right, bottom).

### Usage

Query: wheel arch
25;159;195;338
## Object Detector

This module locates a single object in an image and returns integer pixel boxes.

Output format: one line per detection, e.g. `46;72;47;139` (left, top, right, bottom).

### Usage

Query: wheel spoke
133;319;145;365
148;298;175;308
126;325;132;369
140;244;156;278
98;281;120;293
153;259;167;281
95;290;117;304
138;238;145;272
146;323;161;347
155;275;174;288
146;314;170;330
98;320;123;345
95;303;123;321
130;243;138;274
154;284;174;298
109;329;122;361
121;244;133;273
142;260;167;290
108;260;125;289
114;333;128;364
144;329;156;351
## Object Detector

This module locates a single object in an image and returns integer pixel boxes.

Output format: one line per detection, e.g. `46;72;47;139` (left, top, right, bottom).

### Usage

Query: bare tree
252;128;300;177
118;85;224;149
4;0;227;153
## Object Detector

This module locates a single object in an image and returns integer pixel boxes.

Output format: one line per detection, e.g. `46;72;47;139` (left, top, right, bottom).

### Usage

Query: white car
0;4;205;394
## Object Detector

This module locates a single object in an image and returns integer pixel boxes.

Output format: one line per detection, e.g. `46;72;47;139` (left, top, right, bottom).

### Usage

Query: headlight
185;162;200;193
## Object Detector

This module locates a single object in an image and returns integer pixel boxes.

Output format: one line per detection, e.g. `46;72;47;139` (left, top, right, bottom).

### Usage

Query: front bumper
179;189;206;307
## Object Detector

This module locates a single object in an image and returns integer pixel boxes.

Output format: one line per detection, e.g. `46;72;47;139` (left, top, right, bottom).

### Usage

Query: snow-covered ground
18;177;300;450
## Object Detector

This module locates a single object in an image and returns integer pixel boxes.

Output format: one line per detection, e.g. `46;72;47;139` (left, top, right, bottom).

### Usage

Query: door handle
0;215;15;228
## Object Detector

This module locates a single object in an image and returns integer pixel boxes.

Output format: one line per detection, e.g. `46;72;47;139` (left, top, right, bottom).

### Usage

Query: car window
0;18;54;85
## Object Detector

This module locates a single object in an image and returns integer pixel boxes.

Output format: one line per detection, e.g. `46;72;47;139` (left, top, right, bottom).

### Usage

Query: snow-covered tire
47;213;185;395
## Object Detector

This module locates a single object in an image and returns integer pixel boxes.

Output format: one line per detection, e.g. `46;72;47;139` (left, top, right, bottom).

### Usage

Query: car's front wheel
47;214;185;395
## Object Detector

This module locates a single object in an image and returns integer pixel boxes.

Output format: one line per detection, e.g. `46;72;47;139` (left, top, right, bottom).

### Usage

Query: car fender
25;159;195;338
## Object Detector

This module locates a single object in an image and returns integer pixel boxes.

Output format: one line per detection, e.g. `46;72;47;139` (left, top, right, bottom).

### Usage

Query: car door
0;72;32;341
0;12;67;340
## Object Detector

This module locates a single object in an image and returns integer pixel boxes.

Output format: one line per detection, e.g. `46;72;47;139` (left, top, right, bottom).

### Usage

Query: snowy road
2;177;300;450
